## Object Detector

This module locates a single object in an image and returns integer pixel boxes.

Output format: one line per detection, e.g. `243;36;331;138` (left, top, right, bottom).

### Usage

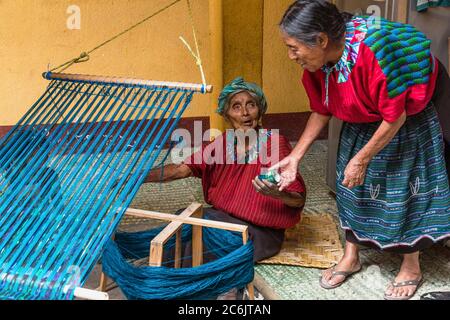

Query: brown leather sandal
319;264;362;289
384;276;424;300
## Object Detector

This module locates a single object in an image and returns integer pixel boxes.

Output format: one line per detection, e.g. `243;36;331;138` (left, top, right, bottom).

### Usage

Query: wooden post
191;225;203;266
396;0;409;23
149;203;203;266
149;242;164;267
191;206;204;267
242;229;255;300
98;273;109;292
209;0;225;135
174;229;182;269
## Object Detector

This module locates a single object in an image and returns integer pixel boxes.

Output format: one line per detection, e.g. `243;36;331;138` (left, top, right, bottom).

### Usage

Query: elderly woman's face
225;91;260;132
282;33;327;72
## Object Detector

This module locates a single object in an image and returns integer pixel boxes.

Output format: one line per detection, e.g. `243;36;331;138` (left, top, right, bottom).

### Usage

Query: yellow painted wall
0;0;212;126
218;0;264;131
262;0;310;113
221;0;310;116
222;0;310;115
223;0;263;85
0;0;310;127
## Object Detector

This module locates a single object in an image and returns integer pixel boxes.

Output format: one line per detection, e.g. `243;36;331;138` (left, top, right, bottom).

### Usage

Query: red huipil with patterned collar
184;130;306;229
302;16;439;124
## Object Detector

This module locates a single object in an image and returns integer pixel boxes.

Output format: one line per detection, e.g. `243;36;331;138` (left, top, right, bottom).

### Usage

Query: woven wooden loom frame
98;203;255;300
42;75;255;300
0;72;219;300
259;214;344;269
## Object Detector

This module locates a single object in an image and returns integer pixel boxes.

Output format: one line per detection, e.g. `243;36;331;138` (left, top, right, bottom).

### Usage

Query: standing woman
274;0;450;300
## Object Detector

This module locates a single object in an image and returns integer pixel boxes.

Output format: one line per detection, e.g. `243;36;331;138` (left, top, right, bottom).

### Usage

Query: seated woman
145;77;306;265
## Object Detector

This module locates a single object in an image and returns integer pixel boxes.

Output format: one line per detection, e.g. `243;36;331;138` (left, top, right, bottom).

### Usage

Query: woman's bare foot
385;252;422;299
321;241;361;287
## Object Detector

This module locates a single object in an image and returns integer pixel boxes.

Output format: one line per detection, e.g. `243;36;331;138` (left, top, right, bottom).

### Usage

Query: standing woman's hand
341;112;406;189
269;154;300;191
342;157;368;189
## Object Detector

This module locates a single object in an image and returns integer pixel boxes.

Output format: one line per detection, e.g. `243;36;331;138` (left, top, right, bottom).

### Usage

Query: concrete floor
83;264;126;300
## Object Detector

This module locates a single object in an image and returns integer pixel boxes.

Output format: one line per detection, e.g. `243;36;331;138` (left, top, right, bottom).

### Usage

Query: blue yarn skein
102;225;254;300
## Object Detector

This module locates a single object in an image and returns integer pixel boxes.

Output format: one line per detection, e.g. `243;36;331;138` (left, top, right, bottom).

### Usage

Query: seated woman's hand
269;155;300;191
252;176;284;199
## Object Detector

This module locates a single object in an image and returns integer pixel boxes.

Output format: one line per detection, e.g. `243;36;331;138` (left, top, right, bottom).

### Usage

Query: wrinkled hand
269;155;300;192
252;176;284;199
342;157;368;189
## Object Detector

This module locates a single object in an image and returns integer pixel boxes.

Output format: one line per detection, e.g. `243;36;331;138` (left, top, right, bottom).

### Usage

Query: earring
258;118;263;127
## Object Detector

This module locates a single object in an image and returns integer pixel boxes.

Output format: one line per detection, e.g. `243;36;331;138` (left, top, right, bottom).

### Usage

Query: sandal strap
331;264;362;277
392;278;422;287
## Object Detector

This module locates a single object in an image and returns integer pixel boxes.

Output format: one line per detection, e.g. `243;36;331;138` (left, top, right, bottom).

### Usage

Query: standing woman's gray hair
279;0;353;46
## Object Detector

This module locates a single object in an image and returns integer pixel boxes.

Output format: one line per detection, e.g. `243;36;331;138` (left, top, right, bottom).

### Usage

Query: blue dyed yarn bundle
102;223;255;300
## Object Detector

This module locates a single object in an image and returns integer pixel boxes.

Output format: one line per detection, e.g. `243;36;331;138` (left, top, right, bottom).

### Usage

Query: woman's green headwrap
216;77;268;116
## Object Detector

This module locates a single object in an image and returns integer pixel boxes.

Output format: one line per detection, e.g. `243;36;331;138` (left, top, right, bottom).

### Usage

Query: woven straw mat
259;214;344;269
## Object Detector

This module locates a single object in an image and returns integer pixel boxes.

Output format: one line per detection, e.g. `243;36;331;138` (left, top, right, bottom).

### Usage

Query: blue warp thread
0;78;201;299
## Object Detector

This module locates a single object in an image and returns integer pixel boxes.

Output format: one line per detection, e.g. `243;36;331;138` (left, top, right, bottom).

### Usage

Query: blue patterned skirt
336;103;450;251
